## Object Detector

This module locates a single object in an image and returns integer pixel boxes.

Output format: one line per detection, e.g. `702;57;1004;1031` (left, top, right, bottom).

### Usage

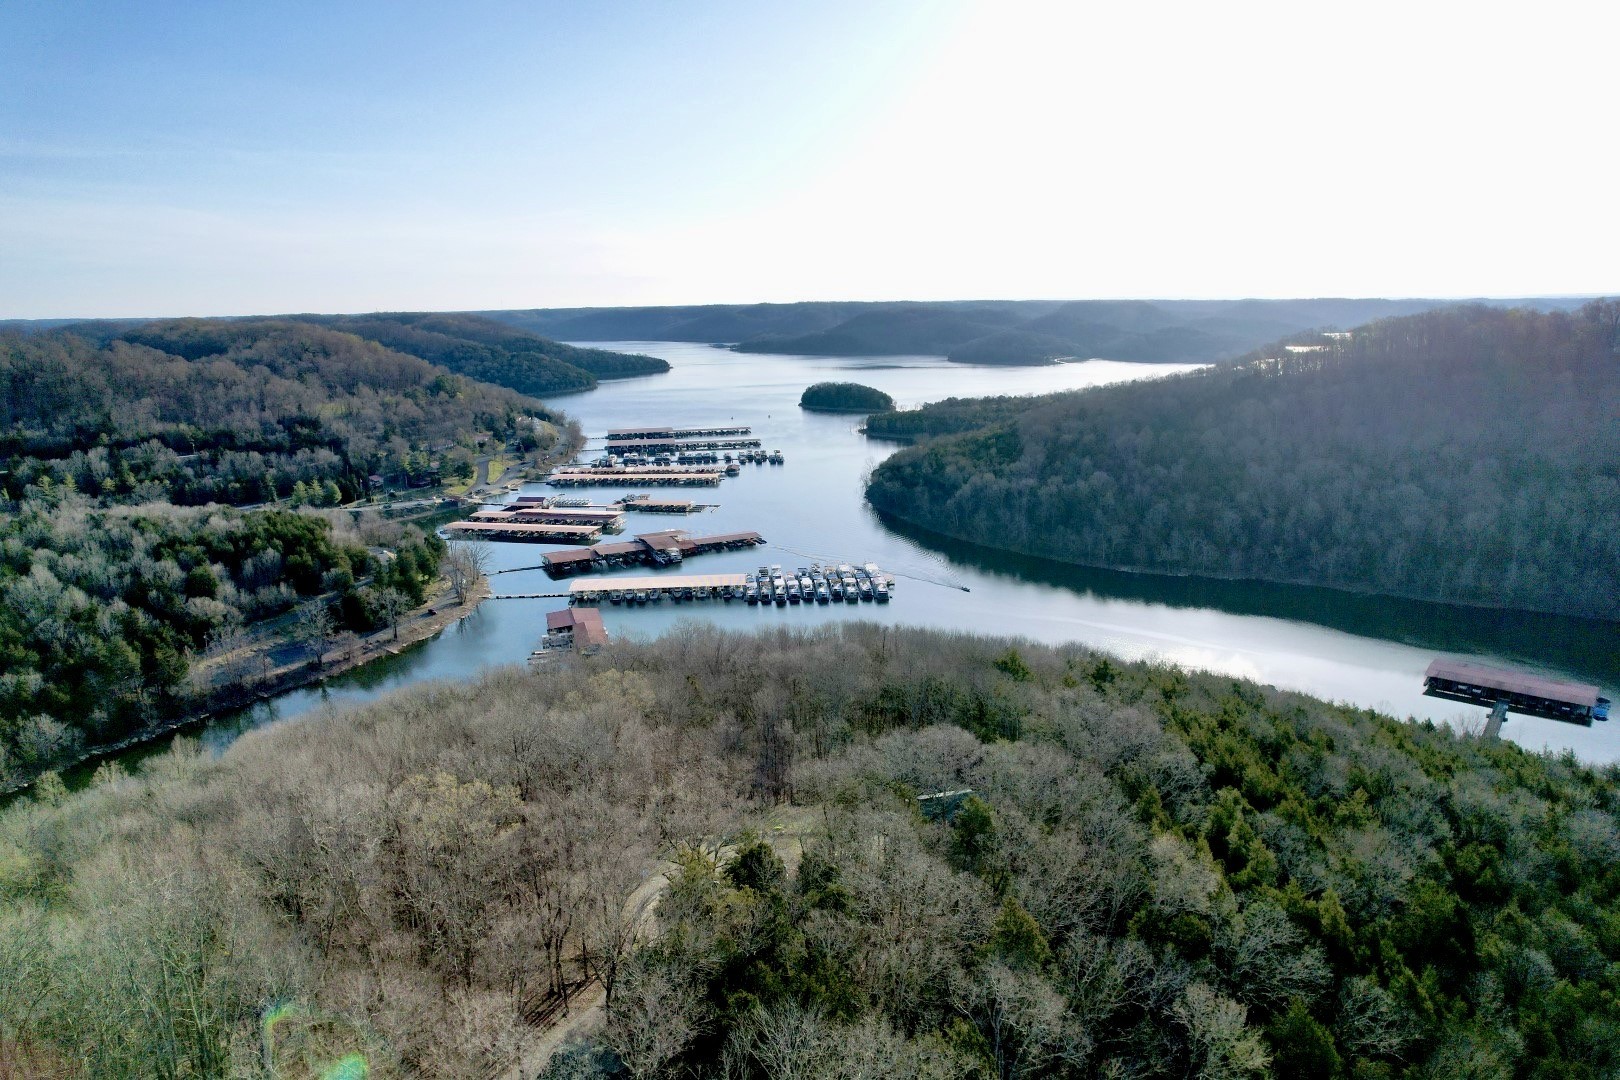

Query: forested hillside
3;319;575;506
0;317;579;784
5;624;1619;1078
294;312;669;396
486;297;1591;363
868;303;1620;620
0;502;446;785
864;393;1068;442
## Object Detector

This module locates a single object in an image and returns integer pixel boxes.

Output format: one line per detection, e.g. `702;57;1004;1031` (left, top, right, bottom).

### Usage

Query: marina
148;345;1619;767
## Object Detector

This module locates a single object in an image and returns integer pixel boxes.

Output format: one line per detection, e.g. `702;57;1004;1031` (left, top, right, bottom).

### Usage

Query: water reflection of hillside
875;511;1620;692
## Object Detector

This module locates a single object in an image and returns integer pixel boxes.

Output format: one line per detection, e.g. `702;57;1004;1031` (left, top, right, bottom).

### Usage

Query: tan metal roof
1425;659;1600;708
541;547;597;563
447;521;601;536
569;574;749;593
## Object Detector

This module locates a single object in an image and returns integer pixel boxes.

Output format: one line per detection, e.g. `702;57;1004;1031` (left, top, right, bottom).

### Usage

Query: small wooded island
798;381;895;413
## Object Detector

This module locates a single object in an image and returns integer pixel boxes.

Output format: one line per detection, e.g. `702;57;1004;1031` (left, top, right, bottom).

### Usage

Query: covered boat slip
569;573;749;602
444;520;604;543
604;425;751;440
1424;658;1611;724
539;530;766;576
470;507;627;529
548;471;723;487
603;436;762;453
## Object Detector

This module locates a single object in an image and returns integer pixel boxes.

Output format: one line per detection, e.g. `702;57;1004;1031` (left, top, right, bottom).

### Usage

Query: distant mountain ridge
484;296;1597;364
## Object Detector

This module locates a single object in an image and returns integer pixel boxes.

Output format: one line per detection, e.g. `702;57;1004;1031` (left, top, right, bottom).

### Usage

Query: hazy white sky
3;0;1615;317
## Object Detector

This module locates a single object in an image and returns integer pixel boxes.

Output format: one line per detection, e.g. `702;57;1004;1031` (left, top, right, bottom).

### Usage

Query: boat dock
548;470;723;488
570;573;747;603
567;561;896;607
605;425;752;440
541;530;766;576
604;436;762;453
469;506;627;531
445;520;606;544
1424;659;1611;726
554;463;727;476
619;496;708;513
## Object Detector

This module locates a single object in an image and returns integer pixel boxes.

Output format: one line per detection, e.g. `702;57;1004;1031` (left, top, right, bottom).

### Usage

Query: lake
193;342;1620;765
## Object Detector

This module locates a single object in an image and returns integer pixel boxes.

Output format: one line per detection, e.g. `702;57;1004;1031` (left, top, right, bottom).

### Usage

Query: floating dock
567;565;896;607
1424;659;1611;725
604;436;762;453
554;464;726;476
541;530;766;576
445;520;605;544
621;498;705;514
470;507;627;530
605;425;752;440
548;471;723;488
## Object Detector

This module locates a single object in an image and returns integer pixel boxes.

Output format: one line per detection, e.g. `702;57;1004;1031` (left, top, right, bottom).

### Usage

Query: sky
2;0;1616;318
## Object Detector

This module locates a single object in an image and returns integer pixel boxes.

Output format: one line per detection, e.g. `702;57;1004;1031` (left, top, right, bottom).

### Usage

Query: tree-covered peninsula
867;303;1620;620
295;311;669;396
0;317;587;784
799;381;896;413
5;624;1619;1078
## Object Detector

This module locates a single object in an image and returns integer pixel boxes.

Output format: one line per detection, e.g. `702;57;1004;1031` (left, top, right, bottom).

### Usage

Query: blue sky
3;0;1616;317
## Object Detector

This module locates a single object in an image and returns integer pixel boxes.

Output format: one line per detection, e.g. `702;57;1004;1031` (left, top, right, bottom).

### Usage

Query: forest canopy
0;503;443;783
867;303;1620;620
1;318;579;506
798;381;896;413
4;624;1619;1078
293;312;669;397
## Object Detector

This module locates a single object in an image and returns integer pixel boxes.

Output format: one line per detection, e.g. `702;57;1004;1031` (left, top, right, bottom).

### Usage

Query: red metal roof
1425;659;1600;708
571;607;609;648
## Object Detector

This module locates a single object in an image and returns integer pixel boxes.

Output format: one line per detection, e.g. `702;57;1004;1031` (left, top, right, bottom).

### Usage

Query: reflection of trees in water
875;510;1620;691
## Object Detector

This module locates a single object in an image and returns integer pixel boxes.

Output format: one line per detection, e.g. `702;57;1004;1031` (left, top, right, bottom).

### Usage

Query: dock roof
1426;659;1601;708
508;508;626;520
590;541;646;557
446;521;601;537
540;547;597;564
569;573;748;593
697;531;764;546
546;607;608;648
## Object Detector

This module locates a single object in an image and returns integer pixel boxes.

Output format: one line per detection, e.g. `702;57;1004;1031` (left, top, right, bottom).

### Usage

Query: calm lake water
196;342;1620;765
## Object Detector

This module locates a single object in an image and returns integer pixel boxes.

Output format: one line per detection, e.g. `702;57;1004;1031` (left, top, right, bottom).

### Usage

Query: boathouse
538;530;766;576
543;607;608;653
1424;659;1611;725
444;520;604;544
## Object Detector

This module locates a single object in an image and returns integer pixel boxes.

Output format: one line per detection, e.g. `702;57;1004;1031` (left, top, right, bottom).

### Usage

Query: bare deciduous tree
443;541;491;605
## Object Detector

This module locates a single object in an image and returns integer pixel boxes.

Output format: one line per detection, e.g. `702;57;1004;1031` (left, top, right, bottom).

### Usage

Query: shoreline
0;577;493;800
